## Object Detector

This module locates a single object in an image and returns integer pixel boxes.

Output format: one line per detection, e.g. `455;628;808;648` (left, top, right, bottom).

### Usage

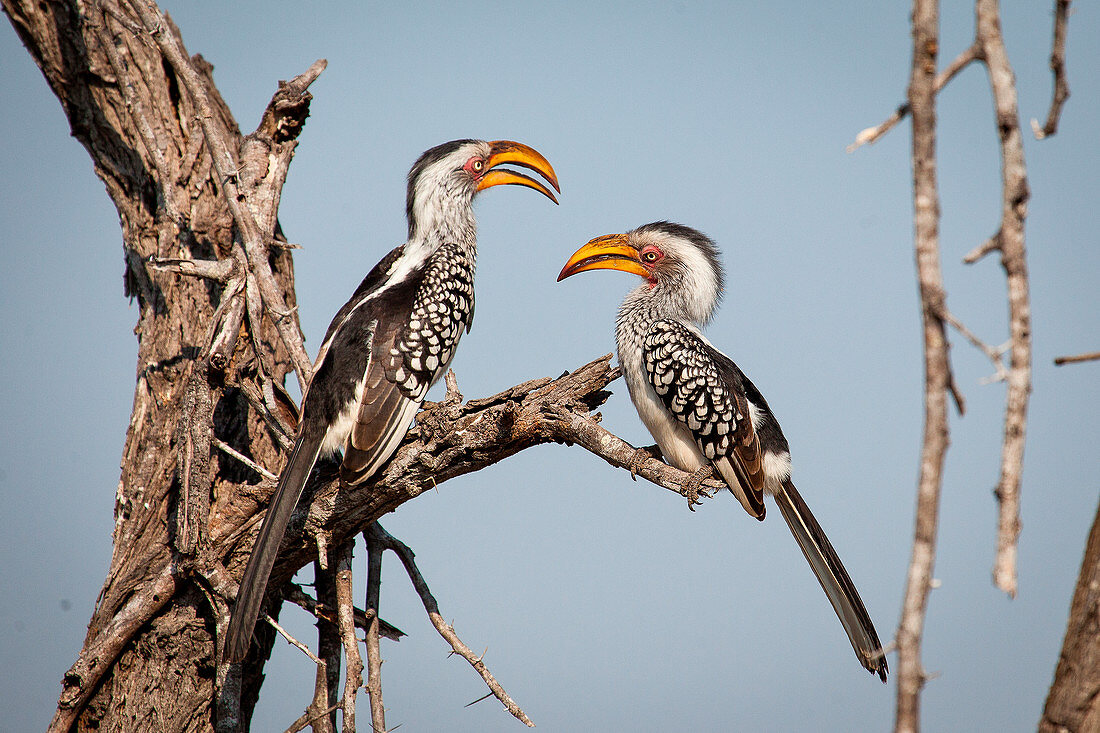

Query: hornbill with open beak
226;140;560;663
557;222;888;681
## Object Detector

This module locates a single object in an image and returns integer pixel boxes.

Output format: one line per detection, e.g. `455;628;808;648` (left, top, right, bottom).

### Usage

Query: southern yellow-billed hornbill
557;222;888;681
226;140;559;663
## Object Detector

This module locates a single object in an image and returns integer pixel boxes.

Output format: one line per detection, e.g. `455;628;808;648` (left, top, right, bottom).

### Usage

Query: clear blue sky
2;3;1097;731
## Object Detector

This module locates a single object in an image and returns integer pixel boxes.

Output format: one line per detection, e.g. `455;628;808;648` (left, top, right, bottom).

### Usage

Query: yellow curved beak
476;140;561;203
557;233;649;281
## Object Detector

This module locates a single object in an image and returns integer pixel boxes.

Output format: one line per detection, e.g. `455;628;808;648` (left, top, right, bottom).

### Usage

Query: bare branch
148;256;235;282
1054;350;1100;366
265;612;324;665
285;584;405;641
336;541;363;733
848;43;981;152
264;612;336;733
977;0;1032;600
1033;0;1072;139
895;2;949;729
213;437;278;481
941;308;1009;384
285;703;342;733
368;524;536;728
363;529;385;733
49;567;177;733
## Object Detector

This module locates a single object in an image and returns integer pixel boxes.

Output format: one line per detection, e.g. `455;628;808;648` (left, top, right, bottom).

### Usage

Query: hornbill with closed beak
557;222;888;682
226;139;560;663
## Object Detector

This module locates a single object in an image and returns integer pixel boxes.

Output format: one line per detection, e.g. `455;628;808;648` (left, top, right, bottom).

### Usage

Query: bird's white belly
628;370;707;473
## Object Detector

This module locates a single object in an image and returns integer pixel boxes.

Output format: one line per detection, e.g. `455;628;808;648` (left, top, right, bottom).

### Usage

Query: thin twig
285;584;405;641
963;230;1002;264
1033;0;1071;139
265;613;324;665
848;43;981;152
1054;350;1100;366
264;607;336;732
941;308;1008;384
369;524;536;728
213;437;277;480
285;703;343;733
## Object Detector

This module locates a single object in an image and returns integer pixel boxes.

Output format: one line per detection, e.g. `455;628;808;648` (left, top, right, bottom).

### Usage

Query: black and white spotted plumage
642;319;770;517
558;221;888;682
226;139;559;663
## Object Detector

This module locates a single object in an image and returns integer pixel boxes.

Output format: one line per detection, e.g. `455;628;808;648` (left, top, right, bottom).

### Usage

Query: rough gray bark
1040;499;1100;733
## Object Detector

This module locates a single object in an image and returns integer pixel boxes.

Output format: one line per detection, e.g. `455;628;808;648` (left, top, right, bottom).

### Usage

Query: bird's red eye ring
468;157;485;173
641;249;661;263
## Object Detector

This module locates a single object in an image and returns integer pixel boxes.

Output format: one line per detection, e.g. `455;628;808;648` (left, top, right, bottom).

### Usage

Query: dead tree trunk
4;2;305;729
1040;499;1100;733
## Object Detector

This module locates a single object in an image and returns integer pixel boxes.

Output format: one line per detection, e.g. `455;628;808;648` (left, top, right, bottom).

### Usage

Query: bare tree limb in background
846;43;981;153
1032;0;1071;140
1054;350;1100;366
852;0;1048;728
973;0;1032;601
895;4;948;730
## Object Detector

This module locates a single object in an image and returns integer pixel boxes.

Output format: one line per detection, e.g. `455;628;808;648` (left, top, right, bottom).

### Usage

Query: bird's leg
680;465;715;511
629;444;664;480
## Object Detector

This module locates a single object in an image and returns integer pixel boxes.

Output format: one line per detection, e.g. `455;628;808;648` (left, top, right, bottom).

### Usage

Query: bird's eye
641;250;660;263
471;158;484;172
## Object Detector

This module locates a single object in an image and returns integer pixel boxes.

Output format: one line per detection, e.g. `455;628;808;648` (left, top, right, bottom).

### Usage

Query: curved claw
681;465;715;511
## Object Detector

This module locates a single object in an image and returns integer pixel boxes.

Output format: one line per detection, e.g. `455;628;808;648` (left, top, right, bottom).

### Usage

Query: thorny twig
367;523;536;728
